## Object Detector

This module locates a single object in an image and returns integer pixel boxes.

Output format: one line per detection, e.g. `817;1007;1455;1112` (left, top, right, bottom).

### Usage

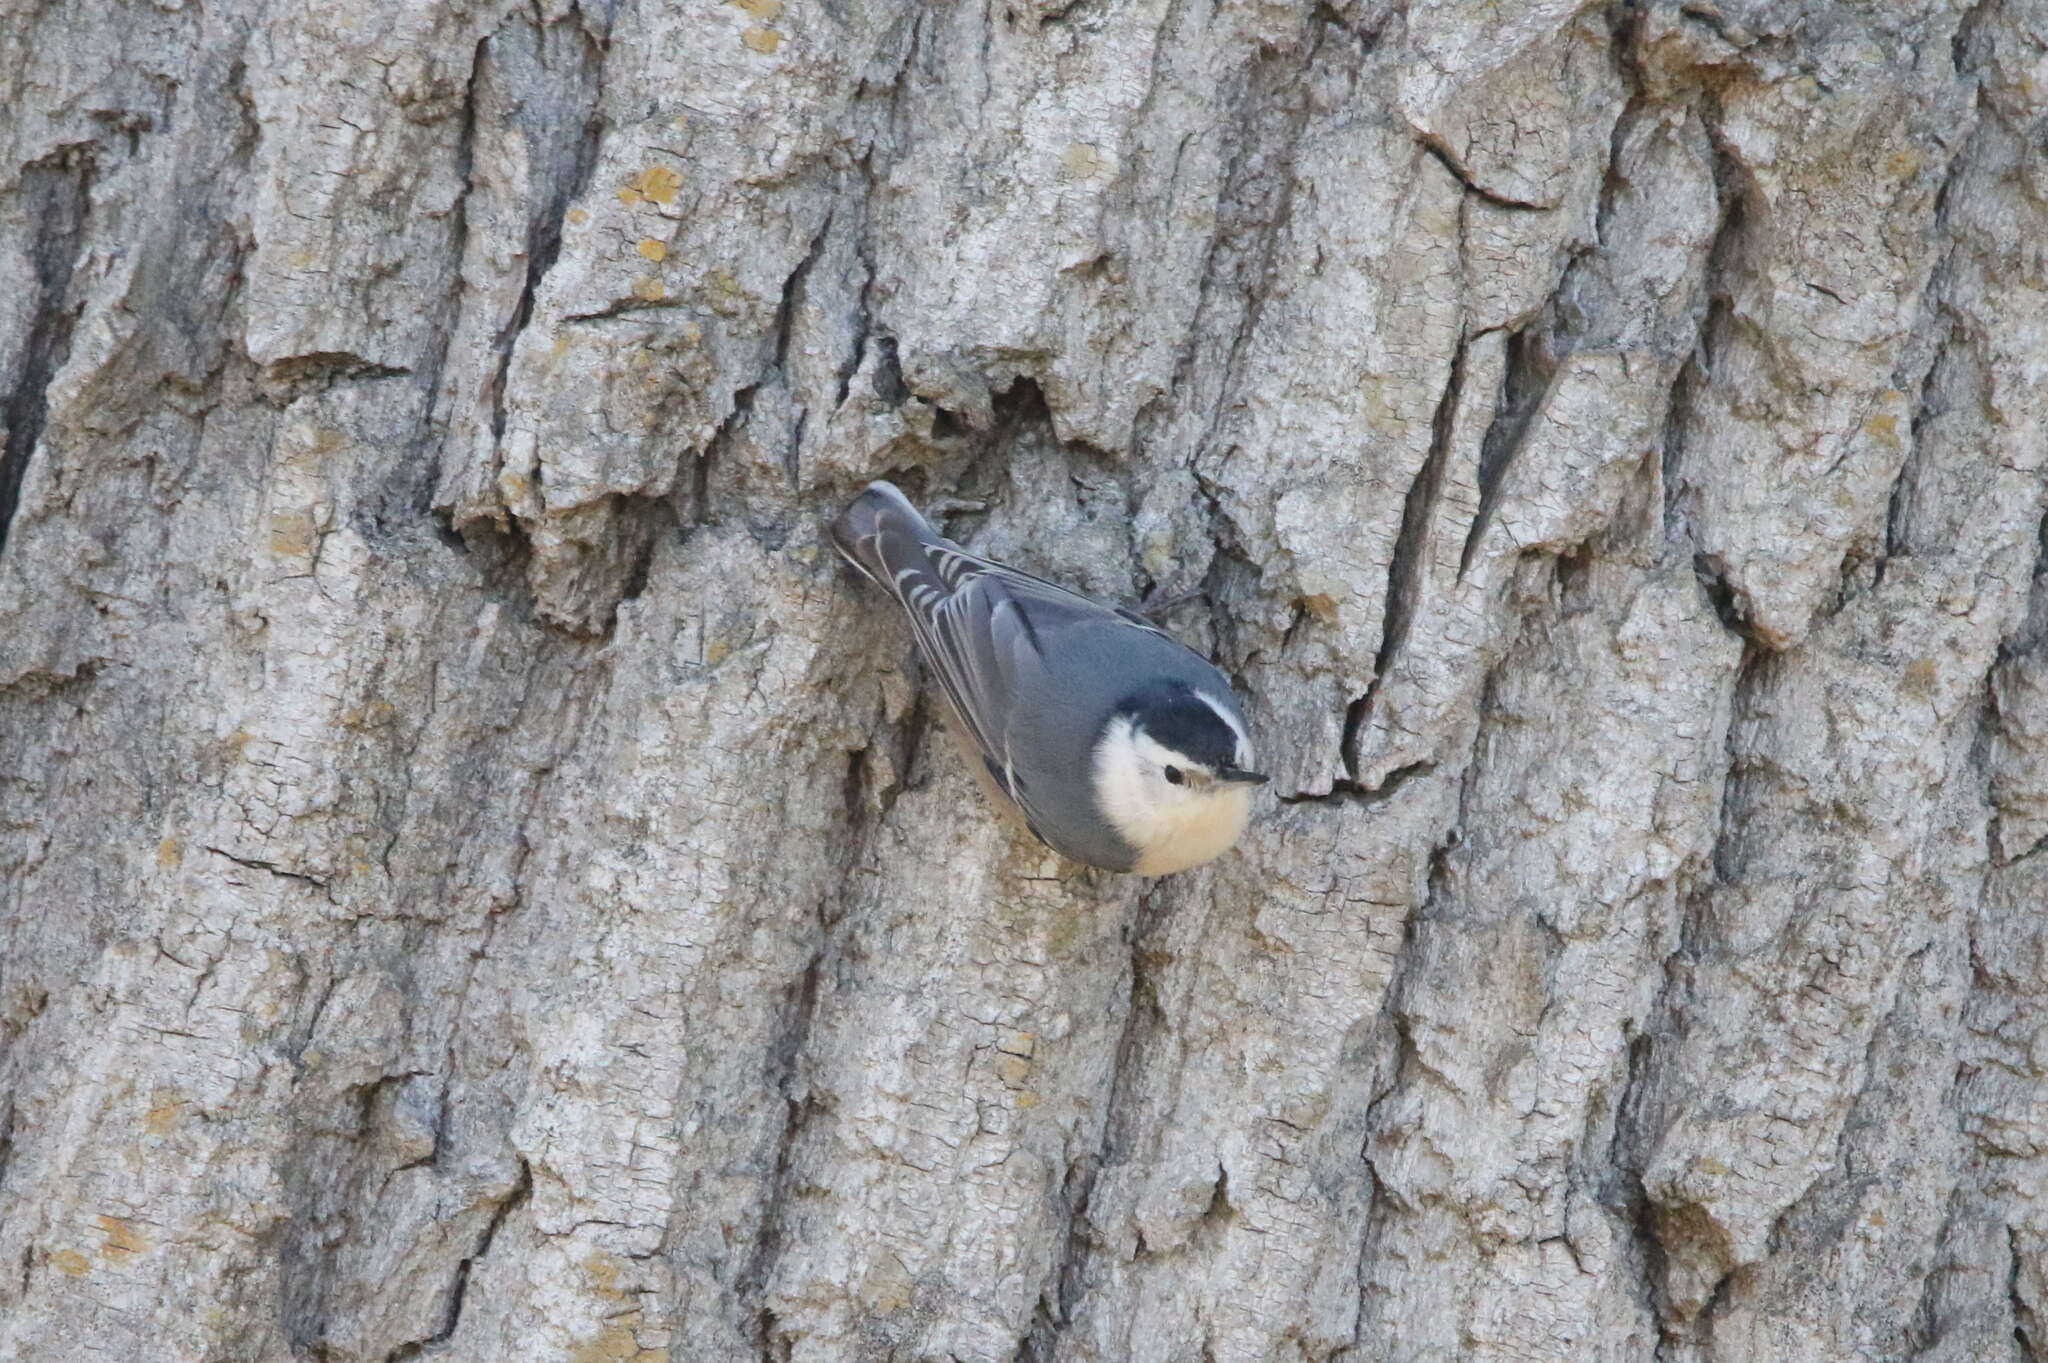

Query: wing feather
924;543;1177;644
893;545;1152;838
837;483;1183;844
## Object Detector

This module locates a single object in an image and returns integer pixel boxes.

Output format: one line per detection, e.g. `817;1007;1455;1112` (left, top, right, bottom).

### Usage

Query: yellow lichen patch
1041;901;1090;957
631;276;667;303
338;701;398;731
50;1249;91;1277
569;1317;663;1363
551;332;573;358
618;186;643;206
585;1252;627;1301
636;238;668;263
995;1030;1035;1088
567;1323;630;1362
269;509;317;558
705;267;744;314
286;249;317;269
1298;592;1339;624
96;1215;148;1261
630;165;682;205
567;207;590;225
1902;658;1939;699
731;0;783;17
1861;391;1906;445
1061;141;1108;179
741;25;782;52
858;1253;914;1312
156;837;181;869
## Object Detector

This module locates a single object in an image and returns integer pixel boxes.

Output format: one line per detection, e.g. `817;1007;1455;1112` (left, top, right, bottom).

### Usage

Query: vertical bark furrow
1348;327;1468;774
0;148;93;553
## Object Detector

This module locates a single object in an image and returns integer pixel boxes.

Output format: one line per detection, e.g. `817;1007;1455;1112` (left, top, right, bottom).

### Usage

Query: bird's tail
829;480;943;594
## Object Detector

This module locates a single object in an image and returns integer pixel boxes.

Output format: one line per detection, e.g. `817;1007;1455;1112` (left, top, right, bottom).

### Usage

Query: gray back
832;481;1244;871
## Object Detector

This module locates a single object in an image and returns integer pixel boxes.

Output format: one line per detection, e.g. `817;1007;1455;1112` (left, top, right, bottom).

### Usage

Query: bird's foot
1135;585;1205;619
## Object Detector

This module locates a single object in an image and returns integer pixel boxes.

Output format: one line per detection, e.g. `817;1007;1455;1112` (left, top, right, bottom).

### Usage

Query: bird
830;480;1267;875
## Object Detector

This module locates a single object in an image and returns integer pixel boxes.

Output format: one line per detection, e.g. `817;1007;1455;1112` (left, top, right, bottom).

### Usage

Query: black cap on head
1117;681;1246;772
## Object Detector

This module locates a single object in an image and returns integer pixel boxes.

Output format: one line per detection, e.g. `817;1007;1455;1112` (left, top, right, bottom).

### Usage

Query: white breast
1129;785;1255;874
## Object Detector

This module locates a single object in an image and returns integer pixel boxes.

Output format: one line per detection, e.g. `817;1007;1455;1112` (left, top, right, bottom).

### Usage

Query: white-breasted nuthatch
831;480;1267;875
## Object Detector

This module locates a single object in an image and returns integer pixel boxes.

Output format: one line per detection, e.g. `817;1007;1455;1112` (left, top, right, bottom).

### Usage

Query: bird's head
1091;682;1267;874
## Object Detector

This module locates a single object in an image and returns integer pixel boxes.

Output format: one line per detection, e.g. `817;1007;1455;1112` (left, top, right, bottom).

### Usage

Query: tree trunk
2;0;2045;1359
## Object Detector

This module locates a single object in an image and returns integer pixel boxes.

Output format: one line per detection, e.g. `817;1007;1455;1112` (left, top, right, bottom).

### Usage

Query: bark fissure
1660;92;1753;572
486;16;607;454
744;703;929;1358
1414;131;1557;212
0;147;96;553
1459;320;1564;579
382;1158;532;1362
204;846;333;893
1012;880;1177;1363
1346;328;1469;778
1183;40;1319;465
743;945;827;1363
2008;1224;2038;1358
1277;758;1434;807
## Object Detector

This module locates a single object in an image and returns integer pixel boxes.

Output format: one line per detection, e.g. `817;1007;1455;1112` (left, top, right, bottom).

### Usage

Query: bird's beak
1219;767;1270;785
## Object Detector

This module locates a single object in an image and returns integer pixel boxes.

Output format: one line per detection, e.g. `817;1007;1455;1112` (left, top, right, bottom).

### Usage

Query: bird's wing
923;542;1178;643
894;542;1164;841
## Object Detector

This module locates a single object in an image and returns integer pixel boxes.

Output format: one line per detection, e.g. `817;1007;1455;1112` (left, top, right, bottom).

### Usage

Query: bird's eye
1164;765;1185;786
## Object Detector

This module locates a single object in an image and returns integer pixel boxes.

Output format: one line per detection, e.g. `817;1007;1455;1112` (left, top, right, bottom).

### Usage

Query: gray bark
2;0;2045;1360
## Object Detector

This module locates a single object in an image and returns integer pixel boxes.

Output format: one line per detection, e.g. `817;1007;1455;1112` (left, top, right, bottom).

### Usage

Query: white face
1091;703;1261;875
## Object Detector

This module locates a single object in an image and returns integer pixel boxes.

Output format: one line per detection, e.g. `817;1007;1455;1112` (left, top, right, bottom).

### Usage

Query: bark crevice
1346;328;1469;778
0;147;96;553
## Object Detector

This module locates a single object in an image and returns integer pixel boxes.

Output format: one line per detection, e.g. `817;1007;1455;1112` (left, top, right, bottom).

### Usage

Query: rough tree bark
2;0;2045;1359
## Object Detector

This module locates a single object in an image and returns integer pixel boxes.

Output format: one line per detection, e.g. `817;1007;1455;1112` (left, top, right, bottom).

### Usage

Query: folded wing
831;484;1170;843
